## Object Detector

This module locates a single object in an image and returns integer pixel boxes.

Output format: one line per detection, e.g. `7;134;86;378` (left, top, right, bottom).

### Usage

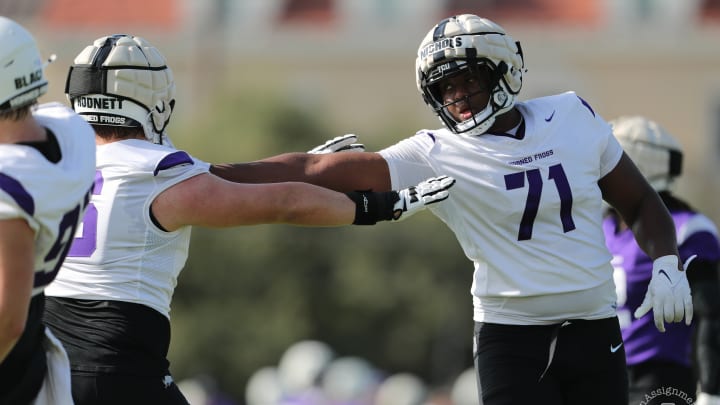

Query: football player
606;116;720;405
0;16;96;404
209;14;690;404
42;34;454;405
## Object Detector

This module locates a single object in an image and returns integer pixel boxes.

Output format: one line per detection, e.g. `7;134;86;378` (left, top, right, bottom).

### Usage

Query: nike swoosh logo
610;342;623;353
544;110;555;122
658;269;672;282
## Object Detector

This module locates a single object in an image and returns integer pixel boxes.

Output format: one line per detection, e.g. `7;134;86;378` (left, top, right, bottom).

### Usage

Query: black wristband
345;191;400;225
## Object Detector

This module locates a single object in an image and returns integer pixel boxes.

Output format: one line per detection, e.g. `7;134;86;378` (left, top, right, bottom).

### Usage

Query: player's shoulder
414;128;452;144
100;140;200;176
678;212;720;240
521;91;597;117
521;91;611;145
380;128;445;157
33;102;88;126
33;102;95;147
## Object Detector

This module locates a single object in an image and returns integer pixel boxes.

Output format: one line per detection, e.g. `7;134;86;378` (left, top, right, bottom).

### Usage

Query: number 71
504;164;576;241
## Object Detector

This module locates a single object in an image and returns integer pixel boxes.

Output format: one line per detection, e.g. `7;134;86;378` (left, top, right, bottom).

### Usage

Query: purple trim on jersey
604;209;720;367
153;151;193;176
0;173;35;215
93;169;104;194
577;96;595;117
674;211;720;261
426;132;436;143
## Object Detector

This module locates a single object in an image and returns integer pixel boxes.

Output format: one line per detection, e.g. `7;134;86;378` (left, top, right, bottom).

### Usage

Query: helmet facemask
422;60;513;136
415;14;524;137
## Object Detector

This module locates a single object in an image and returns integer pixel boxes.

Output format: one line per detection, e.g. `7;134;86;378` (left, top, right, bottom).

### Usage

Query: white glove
307;134;365;154
392;175;455;221
634;254;695;332
697;392;720;405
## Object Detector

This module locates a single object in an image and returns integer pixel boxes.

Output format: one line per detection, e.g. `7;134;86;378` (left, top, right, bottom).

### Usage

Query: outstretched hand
392;175;456;221
634;255;695;332
307;134;365;154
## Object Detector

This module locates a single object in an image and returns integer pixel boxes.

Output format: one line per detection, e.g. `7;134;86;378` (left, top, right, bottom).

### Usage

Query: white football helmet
321;356;378;403
374;373;427;405
416;14;524;136
0;16;48;113
65;34;175;144
277;340;334;395
610;116;683;191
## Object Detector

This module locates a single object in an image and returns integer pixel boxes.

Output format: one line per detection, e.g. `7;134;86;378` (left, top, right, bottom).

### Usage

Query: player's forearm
210;153;317;184
629;193;680;261
275;184;356;226
260;184;400;226
263;175;453;226
211;152;392;193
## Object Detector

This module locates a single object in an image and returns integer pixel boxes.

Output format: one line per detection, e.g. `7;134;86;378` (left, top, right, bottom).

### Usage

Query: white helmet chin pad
452;98;495;136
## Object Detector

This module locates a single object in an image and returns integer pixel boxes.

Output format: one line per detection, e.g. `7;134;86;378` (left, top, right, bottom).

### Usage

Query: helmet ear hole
497;61;508;75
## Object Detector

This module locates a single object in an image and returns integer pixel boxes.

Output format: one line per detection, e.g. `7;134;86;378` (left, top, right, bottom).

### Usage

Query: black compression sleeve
345;191;400;225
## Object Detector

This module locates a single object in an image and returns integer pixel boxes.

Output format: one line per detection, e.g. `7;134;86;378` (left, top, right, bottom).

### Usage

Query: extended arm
600;153;679;259
0;218;34;363
151;173;454;232
601;153;689;331
209;151;392;193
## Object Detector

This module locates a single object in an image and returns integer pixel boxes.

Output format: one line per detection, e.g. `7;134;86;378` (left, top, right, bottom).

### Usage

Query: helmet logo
435;62;452;76
14;69;42;90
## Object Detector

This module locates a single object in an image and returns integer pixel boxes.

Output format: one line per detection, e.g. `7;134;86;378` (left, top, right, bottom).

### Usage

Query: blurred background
6;0;720;403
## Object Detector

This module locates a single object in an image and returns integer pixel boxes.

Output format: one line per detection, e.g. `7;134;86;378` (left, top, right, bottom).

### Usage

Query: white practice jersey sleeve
0;102;95;296
380;92;624;324
45;139;210;318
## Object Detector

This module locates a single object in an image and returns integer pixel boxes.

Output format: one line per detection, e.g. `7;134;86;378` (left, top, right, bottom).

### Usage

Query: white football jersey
380;92;624;324
45;139;210;318
0;102;95;297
